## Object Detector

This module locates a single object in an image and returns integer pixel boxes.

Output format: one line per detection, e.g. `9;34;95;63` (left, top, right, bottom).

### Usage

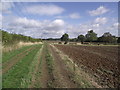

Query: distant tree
2;31;12;45
61;33;69;44
1;30;42;45
97;37;102;42
85;30;97;42
103;32;112;37
69;38;77;42
77;35;85;44
98;32;117;43
117;37;120;43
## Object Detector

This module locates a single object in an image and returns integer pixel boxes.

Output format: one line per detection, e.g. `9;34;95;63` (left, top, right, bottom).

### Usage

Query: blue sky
1;2;119;38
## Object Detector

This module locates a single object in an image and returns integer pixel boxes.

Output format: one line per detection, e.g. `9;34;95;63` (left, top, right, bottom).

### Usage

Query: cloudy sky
1;2;118;38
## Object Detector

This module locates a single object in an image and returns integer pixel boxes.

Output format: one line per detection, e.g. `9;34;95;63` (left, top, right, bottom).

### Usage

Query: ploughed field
54;44;119;88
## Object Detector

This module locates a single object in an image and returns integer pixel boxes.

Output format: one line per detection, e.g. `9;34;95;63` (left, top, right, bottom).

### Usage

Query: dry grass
2;41;43;53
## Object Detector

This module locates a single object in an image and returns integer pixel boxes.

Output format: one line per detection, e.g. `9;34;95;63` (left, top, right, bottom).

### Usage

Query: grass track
45;44;54;88
45;45;54;75
2;44;42;88
2;45;34;63
28;45;43;88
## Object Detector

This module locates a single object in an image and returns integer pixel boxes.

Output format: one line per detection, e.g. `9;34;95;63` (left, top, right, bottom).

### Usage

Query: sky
1;2;119;38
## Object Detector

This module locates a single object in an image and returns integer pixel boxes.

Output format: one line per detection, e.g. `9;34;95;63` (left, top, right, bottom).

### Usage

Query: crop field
2;42;119;88
54;44;120;88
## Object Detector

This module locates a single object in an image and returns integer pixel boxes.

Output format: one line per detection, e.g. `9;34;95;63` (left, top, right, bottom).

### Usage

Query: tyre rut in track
32;44;52;88
49;44;79;88
40;45;51;88
2;46;36;74
29;45;43;88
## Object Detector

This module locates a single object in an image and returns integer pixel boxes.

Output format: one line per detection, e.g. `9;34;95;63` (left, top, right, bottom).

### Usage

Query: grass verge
21;45;43;88
2;45;34;63
63;56;94;88
2;44;42;88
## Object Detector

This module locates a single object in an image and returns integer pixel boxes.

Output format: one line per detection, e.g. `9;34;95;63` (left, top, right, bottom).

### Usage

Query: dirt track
38;45;51;88
49;44;79;88
30;43;97;88
30;44;54;88
28;43;80;88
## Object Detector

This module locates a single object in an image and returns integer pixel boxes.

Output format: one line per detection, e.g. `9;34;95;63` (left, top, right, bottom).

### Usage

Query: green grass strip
20;45;43;88
45;44;54;88
2;45;34;63
2;44;42;88
45;44;54;74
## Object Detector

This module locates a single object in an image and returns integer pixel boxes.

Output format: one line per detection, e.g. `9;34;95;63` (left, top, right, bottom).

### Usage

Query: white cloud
22;4;65;16
13;17;42;28
12;18;65;29
0;14;2;28
3;16;65;38
108;22;119;31
69;13;80;19
0;14;2;22
66;24;93;38
113;22;119;28
92;24;100;28
88;6;109;16
106;23;118;36
2;14;118;38
65;17;118;37
41;19;65;38
94;17;107;25
51;19;65;26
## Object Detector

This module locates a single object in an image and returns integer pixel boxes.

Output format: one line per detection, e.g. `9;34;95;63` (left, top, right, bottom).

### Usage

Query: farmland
2;42;119;88
54;44;119;88
2;44;43;88
1;2;119;89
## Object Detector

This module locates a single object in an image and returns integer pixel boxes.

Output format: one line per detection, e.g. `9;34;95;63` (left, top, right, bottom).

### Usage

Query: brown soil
51;44;102;88
32;44;52;88
39;45;51;88
49;44;79;88
54;44;119;88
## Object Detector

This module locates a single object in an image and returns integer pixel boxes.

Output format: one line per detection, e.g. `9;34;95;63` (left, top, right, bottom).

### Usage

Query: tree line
1;30;41;45
1;29;120;45
61;30;120;44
